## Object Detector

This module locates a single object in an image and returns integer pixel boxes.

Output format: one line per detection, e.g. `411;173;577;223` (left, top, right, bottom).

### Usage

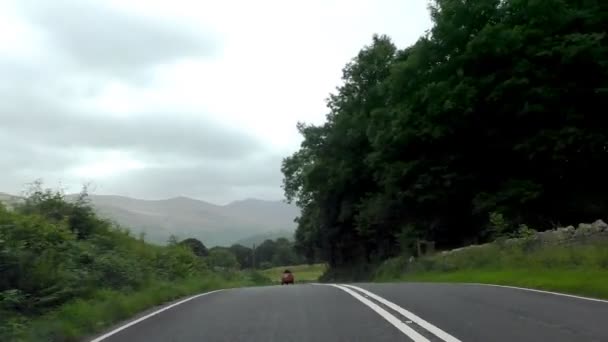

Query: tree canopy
179;238;209;257
283;0;608;267
206;248;240;270
252;238;303;269
229;244;253;269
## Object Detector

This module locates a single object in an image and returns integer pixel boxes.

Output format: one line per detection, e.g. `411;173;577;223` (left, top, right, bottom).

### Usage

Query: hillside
1;193;299;246
87;195;299;246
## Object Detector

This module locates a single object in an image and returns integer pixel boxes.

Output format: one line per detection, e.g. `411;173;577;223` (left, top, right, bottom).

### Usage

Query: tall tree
229;244;252;269
179;238;209;257
283;0;608;268
283;35;398;266
206;248;239;270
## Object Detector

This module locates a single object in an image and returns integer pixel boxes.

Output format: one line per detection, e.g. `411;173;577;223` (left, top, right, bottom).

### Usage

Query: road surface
91;283;608;342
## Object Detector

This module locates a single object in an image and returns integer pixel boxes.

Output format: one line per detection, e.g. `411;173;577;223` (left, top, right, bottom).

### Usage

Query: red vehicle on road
281;269;294;285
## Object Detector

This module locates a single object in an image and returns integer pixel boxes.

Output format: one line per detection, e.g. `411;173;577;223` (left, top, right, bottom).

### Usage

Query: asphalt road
92;283;608;342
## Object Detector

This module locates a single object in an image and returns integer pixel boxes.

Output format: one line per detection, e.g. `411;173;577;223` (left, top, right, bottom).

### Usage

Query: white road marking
328;284;430;342
89;290;224;342
468;283;608;304
343;284;462;342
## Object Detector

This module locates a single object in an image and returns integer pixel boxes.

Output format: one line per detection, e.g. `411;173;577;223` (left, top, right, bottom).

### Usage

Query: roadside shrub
0;186;215;341
92;253;147;289
156;245;206;279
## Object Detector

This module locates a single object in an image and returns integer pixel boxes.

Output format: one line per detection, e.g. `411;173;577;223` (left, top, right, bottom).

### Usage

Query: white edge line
89;289;224;342
343;284;461;342
328;284;430;342
467;283;608;304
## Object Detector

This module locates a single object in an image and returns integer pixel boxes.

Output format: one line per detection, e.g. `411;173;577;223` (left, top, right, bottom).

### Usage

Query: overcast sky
1;0;432;204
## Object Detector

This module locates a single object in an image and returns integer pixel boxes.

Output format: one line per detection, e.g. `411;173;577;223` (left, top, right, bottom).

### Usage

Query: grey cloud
17;0;217;76
86;154;285;203
1;146;63;173
1;102;279;202
2;107;261;162
0;61;272;201
0;133;82;196
0;1;283;203
0;134;78;173
0;63;258;161
0;129;282;203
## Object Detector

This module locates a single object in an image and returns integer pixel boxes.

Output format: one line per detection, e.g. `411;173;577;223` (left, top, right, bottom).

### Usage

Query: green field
260;264;328;283
374;241;608;299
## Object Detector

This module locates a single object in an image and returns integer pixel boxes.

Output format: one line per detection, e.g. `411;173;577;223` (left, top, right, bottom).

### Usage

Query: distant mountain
0;192;300;247
84;195;299;246
234;229;294;248
0;192;23;210
0;192;18;201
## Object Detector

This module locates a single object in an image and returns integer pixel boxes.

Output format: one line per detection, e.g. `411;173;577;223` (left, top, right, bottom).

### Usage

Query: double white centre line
321;284;461;342
329;284;430;341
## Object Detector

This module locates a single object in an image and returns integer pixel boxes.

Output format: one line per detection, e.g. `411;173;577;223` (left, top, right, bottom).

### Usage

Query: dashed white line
328;284;431;342
343;284;462;342
89;290;224;342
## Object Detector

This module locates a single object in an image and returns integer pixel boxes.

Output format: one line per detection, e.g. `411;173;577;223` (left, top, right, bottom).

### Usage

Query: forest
202;237;304;270
282;0;608;267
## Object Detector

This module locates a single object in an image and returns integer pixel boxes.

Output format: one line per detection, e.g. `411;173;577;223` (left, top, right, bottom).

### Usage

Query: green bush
0;187;262;341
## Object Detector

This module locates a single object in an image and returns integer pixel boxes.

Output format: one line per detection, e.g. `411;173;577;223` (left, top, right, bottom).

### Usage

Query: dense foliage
179;238;209;257
208;238;304;270
0;185;232;339
254;238;303;268
283;0;608;267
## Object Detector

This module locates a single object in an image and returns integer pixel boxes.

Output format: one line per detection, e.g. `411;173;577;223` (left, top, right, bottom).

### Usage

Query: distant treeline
184;237;306;270
282;0;608;267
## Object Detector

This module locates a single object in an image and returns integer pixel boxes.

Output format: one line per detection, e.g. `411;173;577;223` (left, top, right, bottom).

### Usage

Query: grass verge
260;264;327;284
389;269;608;299
10;271;270;342
374;240;608;299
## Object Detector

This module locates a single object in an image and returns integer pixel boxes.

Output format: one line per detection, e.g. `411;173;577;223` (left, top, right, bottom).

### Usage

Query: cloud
0;51;264;200
0;0;432;203
1;108;261;162
1;109;277;202
89;153;286;203
15;0;217;77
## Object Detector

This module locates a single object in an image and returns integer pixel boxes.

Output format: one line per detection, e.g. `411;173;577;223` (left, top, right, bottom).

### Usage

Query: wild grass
19;273;268;342
374;240;608;299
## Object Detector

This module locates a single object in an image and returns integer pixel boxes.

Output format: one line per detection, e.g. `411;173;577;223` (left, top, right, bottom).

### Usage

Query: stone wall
439;219;608;256
535;220;608;245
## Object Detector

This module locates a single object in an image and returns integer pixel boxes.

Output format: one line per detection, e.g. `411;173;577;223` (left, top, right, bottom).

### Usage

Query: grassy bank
374;240;608;299
260;263;327;283
16;272;269;342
